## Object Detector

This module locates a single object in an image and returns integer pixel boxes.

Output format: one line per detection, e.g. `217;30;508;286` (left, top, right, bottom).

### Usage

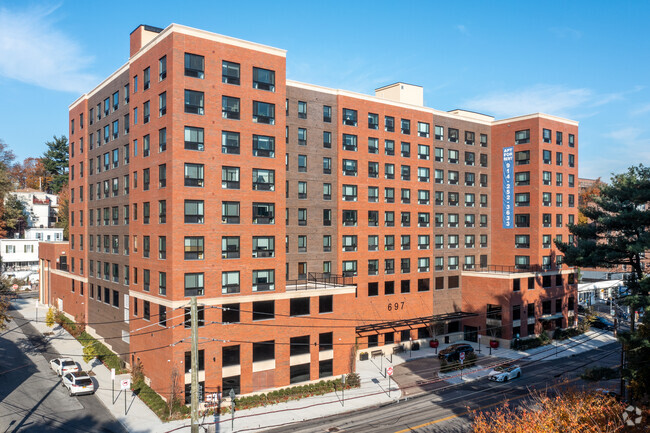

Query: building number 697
387;302;404;311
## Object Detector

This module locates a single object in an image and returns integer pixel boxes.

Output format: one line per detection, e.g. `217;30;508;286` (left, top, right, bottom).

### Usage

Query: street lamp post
409;337;412;358
229;388;235;430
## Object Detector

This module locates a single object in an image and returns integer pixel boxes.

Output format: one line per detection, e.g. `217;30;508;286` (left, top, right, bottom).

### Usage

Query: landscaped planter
429;340;439;348
490;340;499;349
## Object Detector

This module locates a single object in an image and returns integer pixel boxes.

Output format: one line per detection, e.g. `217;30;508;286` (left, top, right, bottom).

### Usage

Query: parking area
391;354;508;396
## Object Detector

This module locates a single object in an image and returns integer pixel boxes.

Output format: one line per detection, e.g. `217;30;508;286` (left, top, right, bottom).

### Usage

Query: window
465;131;475;145
158;237;166;260
368;235;378;251
253;135;274;157
184;126;204;151
515;214;530;228
448;170;459;185
368;161;379;178
569;134;575;147
221;166;239;189
342;235;357;252
323;131;332;148
515;235;530;249
401;234;410;250
515;255;530;270
369;210;379;227
185;237;204;260
480;133;488;147
515;193;530;207
435;125;444;140
556;193;563;207
252;203;275;224
543;128;552;143
385;116;395;132
297;154;307;172
253;67;275;91
418;190;430;205
184;90;204;115
568;194;575;207
297;128;307;146
298;208;307;225
342;159;357;176
253;270;275;292
253;237;275;257
158;164;166;188
556;152;563;166
542;171;552;185
342;184;357;201
253;101;275;124
384;235;394;251
143;168;150;190
448;234;459;249
323;105;332;122
323;235;332;252
401;142;410;157
400;118;410;134
184;53;205;78
556;213;563;227
448;128;459;143
449;192;459;206
158;92;166;117
401;189;411;204
367;260;378;276
543;192;552;206
220;60;240;84
222;96;240;119
465;151;475;166
543;150;552;164
569;154;575;167
253;169;274;190
159;200;166;223
368;137;379;154
418;122;430;138
385;163;395;179
222;237;240;259
515;129;530;144
185;273;204;296
298;101;307;118
323;183;332;200
418;144;430;160
342;134;357;151
556;131;563;145
159;128;166;152
419;212;430;227
515;150;530;165
184;200;204;223
342;108;357;126
342;209;357;226
401;165;410;181
368;113;379;129
419;257;430;272
384;211;394;227
448;149;459;164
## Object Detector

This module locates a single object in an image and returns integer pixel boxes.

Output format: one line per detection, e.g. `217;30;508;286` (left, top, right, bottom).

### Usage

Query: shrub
45;307;56;327
82;343;100;363
345;372;361;388
581;366;619;382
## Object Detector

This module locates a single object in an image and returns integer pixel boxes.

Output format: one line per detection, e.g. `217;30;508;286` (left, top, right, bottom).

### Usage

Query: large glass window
184;273;204;296
252;203;275;224
253;101;275;124
184;163;204;187
222;202;240;224
252;169;275;191
253;135;275;157
184;237;204;260
253;237;275;258
222;96;240;119
253;270;275;292
184;200;204;223
222;166;240;189
185;126;204;151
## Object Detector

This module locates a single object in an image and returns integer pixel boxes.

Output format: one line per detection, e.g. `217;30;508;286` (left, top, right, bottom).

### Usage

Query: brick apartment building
40;23;579;400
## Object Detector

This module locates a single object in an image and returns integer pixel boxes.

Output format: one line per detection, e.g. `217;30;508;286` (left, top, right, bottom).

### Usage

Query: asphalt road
0;304;128;433
265;342;621;433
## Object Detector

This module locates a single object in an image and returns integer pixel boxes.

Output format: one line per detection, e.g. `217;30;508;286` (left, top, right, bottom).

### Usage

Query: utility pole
190;297;199;433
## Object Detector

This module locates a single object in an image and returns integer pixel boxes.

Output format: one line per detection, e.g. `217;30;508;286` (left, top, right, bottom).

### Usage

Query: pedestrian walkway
9;296;619;433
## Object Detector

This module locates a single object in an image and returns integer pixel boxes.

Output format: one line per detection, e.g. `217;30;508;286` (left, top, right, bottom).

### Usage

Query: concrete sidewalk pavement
9;296;619;433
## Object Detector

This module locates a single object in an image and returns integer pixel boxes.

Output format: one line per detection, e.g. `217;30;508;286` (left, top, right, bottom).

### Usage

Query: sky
0;0;648;180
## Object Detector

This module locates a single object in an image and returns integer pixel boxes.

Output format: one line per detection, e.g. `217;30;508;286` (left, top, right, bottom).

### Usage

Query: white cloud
603;127;642;142
456;25;468;35
462;84;593;118
462;84;642;119
631;103;650;116
0;5;98;93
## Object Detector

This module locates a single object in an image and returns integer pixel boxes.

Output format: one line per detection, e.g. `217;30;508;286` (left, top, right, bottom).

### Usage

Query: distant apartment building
40;24;579;400
11;188;59;228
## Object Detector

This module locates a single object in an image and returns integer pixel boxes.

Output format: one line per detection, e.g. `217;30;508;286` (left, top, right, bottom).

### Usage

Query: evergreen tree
556;164;650;400
42;135;69;194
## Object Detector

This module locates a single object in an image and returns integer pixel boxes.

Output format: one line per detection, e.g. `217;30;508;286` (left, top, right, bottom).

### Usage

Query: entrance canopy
355;311;478;336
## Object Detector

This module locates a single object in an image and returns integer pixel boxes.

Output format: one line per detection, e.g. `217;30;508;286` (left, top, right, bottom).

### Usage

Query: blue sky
0;0;648;180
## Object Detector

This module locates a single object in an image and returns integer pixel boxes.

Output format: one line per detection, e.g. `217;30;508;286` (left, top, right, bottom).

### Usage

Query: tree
2;194;29;238
556;164;650;332
470;388;633;433
56;184;69;240
10;157;49;190
578;178;602;224
42;135;69;194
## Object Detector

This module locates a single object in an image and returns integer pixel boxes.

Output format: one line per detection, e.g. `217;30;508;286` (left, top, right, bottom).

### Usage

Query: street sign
387;366;393;376
459;352;465;364
120;379;131;390
12;284;18;291
111;368;115;380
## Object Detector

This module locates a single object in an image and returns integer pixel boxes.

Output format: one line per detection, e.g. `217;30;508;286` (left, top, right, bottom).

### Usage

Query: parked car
488;364;522;382
592;316;615;331
50;358;79;376
438;343;474;361
62;371;95;396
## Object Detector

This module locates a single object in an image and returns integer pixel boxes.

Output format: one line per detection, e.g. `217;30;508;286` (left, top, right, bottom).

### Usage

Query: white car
50;358;79;376
488;364;522;382
62;371;95;396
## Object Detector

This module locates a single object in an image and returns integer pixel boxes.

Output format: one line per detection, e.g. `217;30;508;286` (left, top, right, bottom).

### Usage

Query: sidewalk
11;297;619;433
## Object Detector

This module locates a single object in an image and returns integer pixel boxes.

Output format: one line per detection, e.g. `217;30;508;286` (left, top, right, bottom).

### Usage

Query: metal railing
285;272;355;291
464;264;576;274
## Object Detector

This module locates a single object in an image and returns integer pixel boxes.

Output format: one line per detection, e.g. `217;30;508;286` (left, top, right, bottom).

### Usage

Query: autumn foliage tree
471;388;643;433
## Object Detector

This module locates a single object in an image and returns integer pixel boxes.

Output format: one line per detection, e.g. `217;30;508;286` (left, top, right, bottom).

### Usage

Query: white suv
50;358;79;376
62;371;95;396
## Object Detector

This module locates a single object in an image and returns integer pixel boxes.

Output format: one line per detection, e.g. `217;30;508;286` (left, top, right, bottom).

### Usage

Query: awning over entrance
355;311;478;336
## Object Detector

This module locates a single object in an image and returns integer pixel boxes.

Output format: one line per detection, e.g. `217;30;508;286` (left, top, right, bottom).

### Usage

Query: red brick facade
40;23;579;399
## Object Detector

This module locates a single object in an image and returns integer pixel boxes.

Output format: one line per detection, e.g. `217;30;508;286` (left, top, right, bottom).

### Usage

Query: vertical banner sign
502;147;514;228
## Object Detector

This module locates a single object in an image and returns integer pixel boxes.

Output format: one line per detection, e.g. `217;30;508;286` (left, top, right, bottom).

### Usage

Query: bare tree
168;366;182;418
